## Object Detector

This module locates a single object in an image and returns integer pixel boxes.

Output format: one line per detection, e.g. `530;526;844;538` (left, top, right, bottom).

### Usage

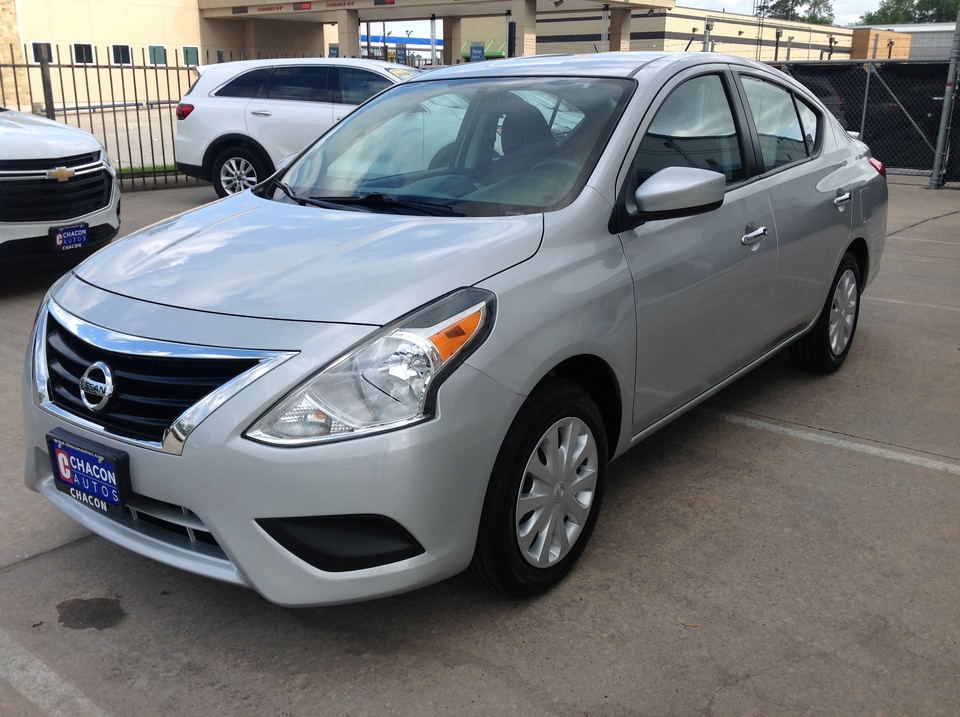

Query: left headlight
246;288;496;446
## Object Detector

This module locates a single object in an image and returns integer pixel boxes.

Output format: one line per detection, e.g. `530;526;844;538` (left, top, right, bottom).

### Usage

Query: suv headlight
246;288;495;446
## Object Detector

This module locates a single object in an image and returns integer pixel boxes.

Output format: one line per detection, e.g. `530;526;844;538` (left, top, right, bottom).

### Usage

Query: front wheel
470;380;607;597
789;251;862;373
211;146;270;197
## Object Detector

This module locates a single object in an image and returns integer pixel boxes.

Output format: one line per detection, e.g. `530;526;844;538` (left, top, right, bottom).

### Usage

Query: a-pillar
609;8;633;52
335;9;361;58
442;17;462;65
511;0;537;56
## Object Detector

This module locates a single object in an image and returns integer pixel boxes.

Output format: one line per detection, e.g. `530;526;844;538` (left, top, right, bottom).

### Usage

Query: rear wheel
212;146;270;197
470;380;607;597
789;251;862;373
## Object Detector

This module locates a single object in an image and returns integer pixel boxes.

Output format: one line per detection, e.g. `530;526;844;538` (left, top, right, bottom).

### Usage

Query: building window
148;45;167;65
111;44;132;65
32;42;53;63
73;44;94;64
182;46;199;66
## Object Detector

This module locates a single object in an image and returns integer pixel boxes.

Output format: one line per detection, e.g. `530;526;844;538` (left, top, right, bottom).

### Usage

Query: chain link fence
3;46;957;189
773;59;959;184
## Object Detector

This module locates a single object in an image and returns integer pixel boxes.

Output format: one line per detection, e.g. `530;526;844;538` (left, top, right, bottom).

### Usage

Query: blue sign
396;44;407;65
470;43;485;63
329;44;339;58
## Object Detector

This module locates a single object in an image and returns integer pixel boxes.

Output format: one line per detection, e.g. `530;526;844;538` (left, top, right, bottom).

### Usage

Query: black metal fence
773;59;958;183
2;45;958;189
1;44;205;189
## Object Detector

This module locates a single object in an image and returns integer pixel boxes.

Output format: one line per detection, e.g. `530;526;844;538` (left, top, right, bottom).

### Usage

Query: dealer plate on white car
48;429;130;517
51;223;88;252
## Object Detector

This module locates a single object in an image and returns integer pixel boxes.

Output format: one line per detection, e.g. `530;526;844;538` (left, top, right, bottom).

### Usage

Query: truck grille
0;151;113;222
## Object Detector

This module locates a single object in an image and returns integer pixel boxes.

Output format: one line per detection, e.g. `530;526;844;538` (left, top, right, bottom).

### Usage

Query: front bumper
23;297;521;606
0;183;120;270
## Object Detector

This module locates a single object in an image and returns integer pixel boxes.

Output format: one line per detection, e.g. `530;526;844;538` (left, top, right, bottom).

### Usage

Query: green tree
803;0;836;23
860;0;960;23
759;0;836;24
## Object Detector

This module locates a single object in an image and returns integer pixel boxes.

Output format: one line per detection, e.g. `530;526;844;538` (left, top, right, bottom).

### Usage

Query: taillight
176;103;194;120
869;157;886;179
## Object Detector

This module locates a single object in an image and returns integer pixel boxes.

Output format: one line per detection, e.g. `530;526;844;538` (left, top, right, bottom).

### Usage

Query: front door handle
250;110;272;117
741;225;768;246
834;191;851;208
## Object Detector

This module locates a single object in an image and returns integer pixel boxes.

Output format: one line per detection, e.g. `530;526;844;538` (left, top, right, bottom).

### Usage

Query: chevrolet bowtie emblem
47;167;75;181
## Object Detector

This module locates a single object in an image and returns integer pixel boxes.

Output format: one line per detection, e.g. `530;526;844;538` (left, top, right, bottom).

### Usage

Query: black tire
211;146;270;197
789;251;862;374
470;379;607;597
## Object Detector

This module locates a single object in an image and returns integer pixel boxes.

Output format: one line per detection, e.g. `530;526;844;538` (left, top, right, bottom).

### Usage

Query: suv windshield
278;76;634;217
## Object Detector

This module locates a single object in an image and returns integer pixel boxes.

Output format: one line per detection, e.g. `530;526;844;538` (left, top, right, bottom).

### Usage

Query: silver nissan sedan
23;53;887;606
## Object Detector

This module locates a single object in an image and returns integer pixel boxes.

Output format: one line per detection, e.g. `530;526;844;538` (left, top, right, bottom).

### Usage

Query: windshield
277;76;634;217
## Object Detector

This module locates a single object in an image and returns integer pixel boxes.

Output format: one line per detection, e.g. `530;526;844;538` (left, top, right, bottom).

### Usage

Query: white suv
175;58;418;197
0;107;120;271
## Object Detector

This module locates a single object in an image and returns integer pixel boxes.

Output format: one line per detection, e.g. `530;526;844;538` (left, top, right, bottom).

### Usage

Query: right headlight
245;288;495;446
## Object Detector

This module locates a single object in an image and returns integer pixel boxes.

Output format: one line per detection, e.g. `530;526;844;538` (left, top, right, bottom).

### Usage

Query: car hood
0;109;103;159
75;192;543;324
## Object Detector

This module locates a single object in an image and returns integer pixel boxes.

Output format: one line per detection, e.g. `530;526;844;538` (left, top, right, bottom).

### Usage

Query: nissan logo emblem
79;361;115;412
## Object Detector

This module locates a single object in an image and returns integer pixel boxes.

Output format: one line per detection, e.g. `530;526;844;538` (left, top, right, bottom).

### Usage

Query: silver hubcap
829;268;858;355
515;416;599;568
220;157;258;194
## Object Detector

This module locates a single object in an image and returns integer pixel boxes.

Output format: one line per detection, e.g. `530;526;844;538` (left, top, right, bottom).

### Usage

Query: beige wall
463;5;852;61
15;0;203;63
851;28;911;59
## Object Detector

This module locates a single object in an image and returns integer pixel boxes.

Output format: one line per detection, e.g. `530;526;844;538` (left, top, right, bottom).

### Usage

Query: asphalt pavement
1;178;958;716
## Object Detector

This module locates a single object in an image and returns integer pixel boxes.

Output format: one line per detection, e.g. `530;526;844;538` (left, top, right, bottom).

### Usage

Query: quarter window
634;74;744;185
741;76;818;171
215;68;271;98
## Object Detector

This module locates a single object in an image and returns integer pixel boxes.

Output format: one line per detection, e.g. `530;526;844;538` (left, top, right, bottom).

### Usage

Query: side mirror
633;166;725;221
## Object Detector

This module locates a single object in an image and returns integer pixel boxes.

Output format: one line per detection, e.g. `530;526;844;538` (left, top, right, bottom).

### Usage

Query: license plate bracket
48;429;131;517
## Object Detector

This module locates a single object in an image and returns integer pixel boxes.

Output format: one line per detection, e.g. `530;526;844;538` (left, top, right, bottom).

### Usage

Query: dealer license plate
51;223;88;252
48;429;130;517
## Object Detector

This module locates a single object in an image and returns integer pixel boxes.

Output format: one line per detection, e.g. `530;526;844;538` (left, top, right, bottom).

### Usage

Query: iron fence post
929;12;960;189
40;55;55;119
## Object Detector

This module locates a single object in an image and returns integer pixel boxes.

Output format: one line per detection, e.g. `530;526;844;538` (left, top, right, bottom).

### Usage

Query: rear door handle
250;110;272;117
741;225;768;246
834;191;851;208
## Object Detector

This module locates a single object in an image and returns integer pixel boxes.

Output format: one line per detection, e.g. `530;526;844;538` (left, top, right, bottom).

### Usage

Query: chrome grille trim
36;300;297;455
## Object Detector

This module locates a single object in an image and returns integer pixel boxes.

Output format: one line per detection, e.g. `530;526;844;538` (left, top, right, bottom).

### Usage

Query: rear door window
266;66;336;103
741;76;820;171
338;68;392;105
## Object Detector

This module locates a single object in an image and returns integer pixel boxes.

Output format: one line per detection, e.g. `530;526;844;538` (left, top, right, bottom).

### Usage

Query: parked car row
21;52;887;606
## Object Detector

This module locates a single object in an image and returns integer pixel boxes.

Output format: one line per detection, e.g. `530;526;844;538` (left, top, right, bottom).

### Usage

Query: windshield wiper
269;179;371;212
309;192;464;217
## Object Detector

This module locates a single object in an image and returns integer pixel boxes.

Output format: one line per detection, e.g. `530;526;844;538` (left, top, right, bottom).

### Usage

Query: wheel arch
202;134;274;176
846;236;869;286
541;354;622;460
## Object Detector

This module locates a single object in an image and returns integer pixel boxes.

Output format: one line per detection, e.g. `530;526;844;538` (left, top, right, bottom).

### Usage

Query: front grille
45;315;261;444
0;151;113;223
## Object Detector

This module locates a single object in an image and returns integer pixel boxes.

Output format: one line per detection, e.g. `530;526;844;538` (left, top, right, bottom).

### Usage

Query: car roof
407;52;776;82
196;57;417;80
